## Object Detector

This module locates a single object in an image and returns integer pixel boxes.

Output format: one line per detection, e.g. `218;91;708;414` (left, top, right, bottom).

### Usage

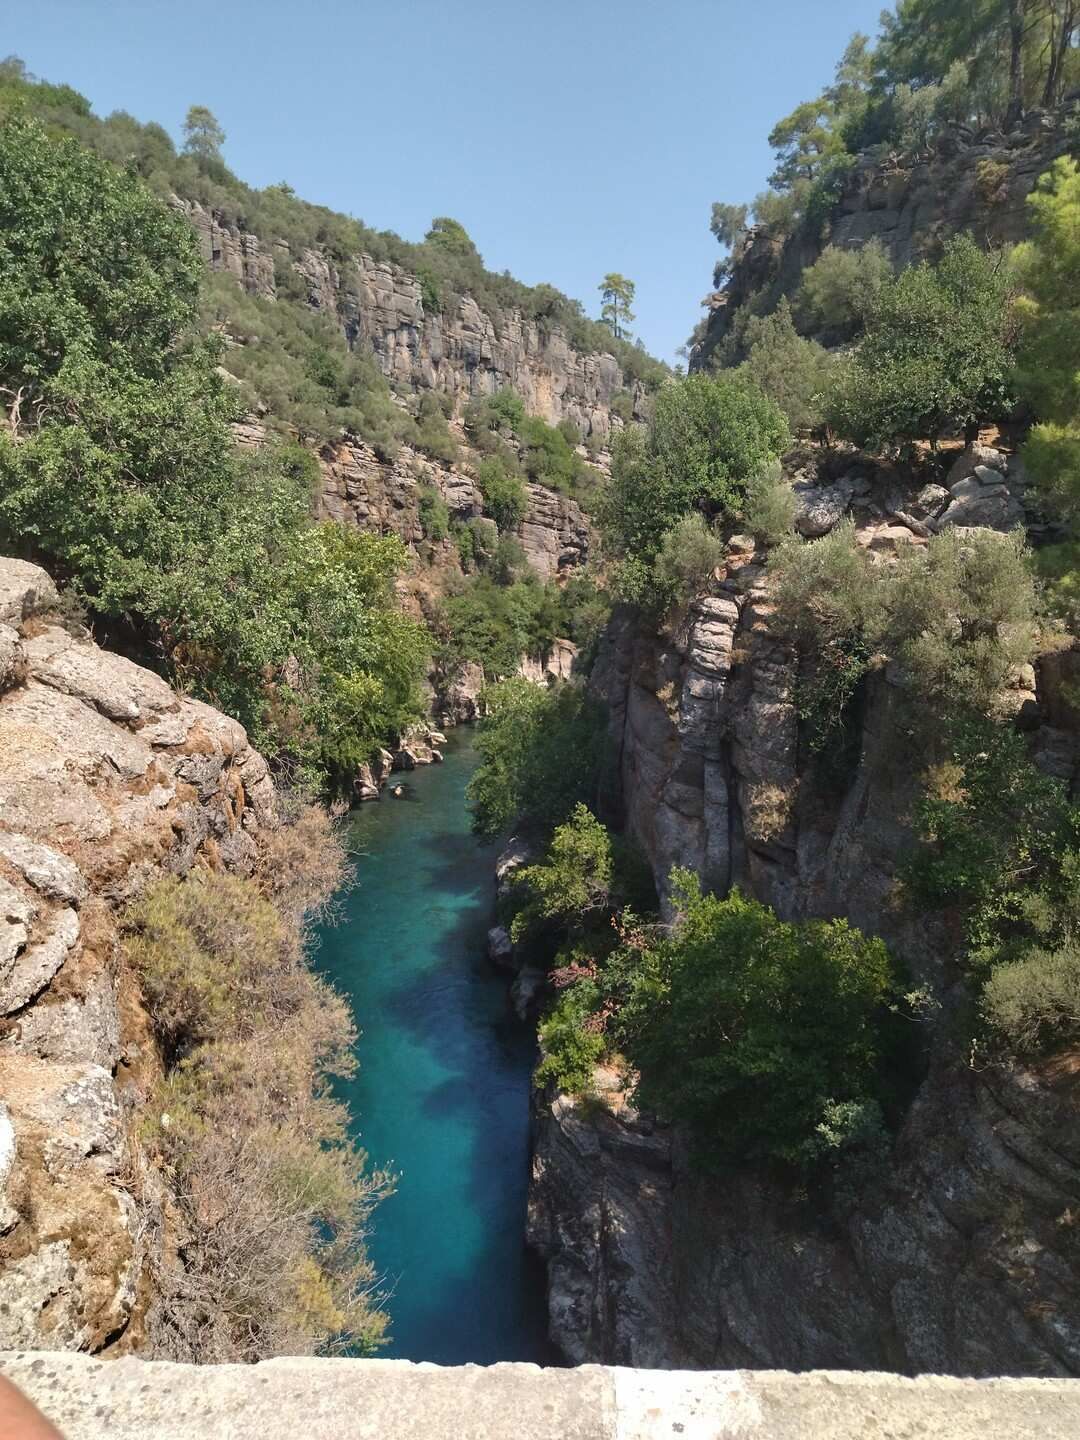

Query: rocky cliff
315;427;593;582
180;199;644;444
0;558;278;1352
694;106;1075;367
528;448;1080;1377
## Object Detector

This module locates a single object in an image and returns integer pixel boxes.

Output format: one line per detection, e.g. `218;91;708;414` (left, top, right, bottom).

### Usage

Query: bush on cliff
738;299;835;434
795;240;892;343
903;717;1080;1057
613;874;899;1168
825;234;1015;453
535;871;899;1169
477;454;528;531
127;812;392;1361
602;372;789;586
467;678;608;839
768;523;1039;750
0;113;428;787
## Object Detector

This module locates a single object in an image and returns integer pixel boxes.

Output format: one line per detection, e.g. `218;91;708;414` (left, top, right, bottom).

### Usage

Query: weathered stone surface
563;555;1080;1378
695;109;1073;367
10;1351;1076;1440
0;623;22;692
487;925;515;971
0;1057;135;1350
0;905;79;1015
518;637;578;685
179;199;644;445
518;485;591;580
0;556;281;1354
0;833;87;906
793;478;854;537
0;559;58;626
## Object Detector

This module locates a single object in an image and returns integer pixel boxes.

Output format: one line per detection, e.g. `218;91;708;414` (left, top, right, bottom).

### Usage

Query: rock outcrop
177;200;644;444
316;432;594;579
0;559;278;1353
694;106;1074;366
529;483;1080;1376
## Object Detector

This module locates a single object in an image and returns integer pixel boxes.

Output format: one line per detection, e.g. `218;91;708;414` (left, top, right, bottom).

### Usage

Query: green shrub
904;720;1080;1058
741;460;796;545
795;241;891;343
884;527;1038;720
982;944;1080;1053
467;678;607;838
739;299;834;434
413;392;458;464
417;484;450;541
535;979;605;1094
477;455;528;531
511;804;613;943
603;373;789;569
653;513;725;605
1012;159;1080;531
614;873;897;1168
769;523;1038;748
826;234;1015;453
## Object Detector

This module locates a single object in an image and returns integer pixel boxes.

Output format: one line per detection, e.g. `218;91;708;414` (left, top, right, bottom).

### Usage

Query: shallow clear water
315;729;556;1365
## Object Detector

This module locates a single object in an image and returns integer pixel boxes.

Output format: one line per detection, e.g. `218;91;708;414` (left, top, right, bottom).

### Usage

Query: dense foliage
0;111;427;786
127;810;392;1360
903;718;1080;1056
769;522;1039;749
825;236;1015;452
739;299;835;434
603;372;788;603
617;875;898;1168
466;678;608;839
1012;158;1080;622
709;3;1080;266
535;863;899;1171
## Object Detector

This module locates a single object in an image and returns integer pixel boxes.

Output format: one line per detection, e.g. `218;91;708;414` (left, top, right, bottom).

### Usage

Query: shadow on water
315;730;559;1366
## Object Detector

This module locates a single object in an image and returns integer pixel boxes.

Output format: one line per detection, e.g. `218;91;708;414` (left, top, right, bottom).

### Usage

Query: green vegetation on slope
709;4;1080;264
522;810;901;1173
0;110;428;787
0;56;668;421
128;808;392;1360
602;371;789;606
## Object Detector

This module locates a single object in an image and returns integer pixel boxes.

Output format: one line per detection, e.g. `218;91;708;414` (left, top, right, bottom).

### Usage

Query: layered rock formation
694;106;1074;366
0;559;278;1352
316;432;593;581
178;199;643;443
528;454;1080;1377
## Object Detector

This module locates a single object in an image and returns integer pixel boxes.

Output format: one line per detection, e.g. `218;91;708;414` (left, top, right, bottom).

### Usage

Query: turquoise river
316;729;556;1365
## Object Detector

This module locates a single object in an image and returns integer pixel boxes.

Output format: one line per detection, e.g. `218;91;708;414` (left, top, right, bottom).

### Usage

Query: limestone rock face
530;539;1080;1378
0;558;279;1353
176;201;643;445
518;486;591;580
695;108;1074;367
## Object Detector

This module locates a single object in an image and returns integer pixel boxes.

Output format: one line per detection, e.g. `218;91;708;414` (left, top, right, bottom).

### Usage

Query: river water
316;729;555;1364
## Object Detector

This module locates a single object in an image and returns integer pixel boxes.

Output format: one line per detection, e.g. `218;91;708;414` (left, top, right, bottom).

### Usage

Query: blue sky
10;0;882;363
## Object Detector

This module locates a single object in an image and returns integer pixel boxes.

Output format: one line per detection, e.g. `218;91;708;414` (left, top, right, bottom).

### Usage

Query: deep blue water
316;730;556;1365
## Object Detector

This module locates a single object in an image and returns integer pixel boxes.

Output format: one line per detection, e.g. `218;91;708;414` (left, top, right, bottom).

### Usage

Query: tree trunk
1005;0;1026;129
1042;2;1076;107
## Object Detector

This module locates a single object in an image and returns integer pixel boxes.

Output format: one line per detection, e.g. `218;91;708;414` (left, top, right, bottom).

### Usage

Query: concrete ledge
3;1353;1080;1439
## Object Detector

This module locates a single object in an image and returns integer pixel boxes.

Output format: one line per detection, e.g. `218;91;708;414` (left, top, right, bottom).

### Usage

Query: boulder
487;925;515;971
793;479;854;537
0;558;58;625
